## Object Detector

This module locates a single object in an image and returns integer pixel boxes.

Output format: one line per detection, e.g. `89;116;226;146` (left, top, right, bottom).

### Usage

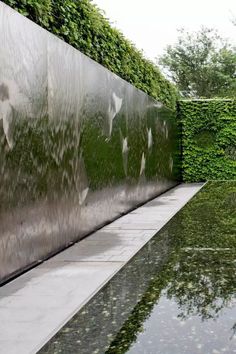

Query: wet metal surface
38;181;236;354
0;2;180;283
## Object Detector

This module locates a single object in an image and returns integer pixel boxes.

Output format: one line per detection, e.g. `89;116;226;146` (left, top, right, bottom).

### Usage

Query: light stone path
0;183;204;354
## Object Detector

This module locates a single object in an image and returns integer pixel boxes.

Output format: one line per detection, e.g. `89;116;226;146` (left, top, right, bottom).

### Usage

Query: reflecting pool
39;181;236;354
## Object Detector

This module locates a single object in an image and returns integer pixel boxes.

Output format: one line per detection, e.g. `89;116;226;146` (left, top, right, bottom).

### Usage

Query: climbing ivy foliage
178;100;236;182
2;0;177;110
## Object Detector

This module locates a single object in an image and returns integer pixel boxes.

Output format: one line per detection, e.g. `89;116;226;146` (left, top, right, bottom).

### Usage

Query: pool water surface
39;181;236;354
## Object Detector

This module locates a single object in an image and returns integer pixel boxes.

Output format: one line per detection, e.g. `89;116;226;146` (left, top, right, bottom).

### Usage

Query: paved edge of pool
0;183;205;354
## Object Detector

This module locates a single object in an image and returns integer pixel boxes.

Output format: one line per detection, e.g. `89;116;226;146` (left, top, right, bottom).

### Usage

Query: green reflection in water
39;181;236;354
107;181;236;354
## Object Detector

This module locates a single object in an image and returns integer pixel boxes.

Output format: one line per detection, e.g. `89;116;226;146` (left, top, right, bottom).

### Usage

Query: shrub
178;99;236;182
3;0;177;110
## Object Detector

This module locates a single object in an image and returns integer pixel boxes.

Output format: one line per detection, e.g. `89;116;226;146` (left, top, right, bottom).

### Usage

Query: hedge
2;0;177;110
178;99;236;182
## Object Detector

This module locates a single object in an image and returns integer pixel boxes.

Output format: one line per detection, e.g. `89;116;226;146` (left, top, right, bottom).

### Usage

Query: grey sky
93;0;236;62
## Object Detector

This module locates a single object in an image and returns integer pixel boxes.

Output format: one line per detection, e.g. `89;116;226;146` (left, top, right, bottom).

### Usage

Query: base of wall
0;183;204;354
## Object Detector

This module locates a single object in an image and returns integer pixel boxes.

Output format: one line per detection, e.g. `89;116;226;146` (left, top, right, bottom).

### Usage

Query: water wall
0;2;180;284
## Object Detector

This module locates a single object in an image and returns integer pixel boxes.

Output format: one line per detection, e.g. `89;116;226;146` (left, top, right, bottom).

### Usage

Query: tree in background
158;27;236;98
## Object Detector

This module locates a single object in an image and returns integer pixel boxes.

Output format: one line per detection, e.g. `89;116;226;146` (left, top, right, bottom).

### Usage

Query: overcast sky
93;0;236;62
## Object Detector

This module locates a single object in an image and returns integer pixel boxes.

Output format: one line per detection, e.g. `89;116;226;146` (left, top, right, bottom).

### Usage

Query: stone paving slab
0;183;204;354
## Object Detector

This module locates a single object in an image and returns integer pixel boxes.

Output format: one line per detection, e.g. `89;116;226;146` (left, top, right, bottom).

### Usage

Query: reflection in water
0;80;29;149
140;152;146;176
107;92;123;137
121;136;129;176
127;296;236;354
39;181;236;354
147;128;152;150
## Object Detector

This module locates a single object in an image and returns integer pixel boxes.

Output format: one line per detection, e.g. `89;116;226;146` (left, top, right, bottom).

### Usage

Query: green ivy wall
2;2;236;183
178;99;236;182
2;0;177;110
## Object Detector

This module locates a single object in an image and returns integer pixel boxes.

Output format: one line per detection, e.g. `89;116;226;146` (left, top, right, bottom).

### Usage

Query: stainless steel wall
0;2;180;284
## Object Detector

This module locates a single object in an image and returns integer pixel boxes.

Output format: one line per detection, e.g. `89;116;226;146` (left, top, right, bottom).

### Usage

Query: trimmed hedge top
178;99;236;182
2;0;177;110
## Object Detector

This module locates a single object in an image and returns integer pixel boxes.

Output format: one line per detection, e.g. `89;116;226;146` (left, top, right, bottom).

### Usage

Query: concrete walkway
0;183;204;354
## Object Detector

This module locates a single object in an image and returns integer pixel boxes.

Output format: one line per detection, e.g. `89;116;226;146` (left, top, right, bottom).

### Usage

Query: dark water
39;181;236;354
